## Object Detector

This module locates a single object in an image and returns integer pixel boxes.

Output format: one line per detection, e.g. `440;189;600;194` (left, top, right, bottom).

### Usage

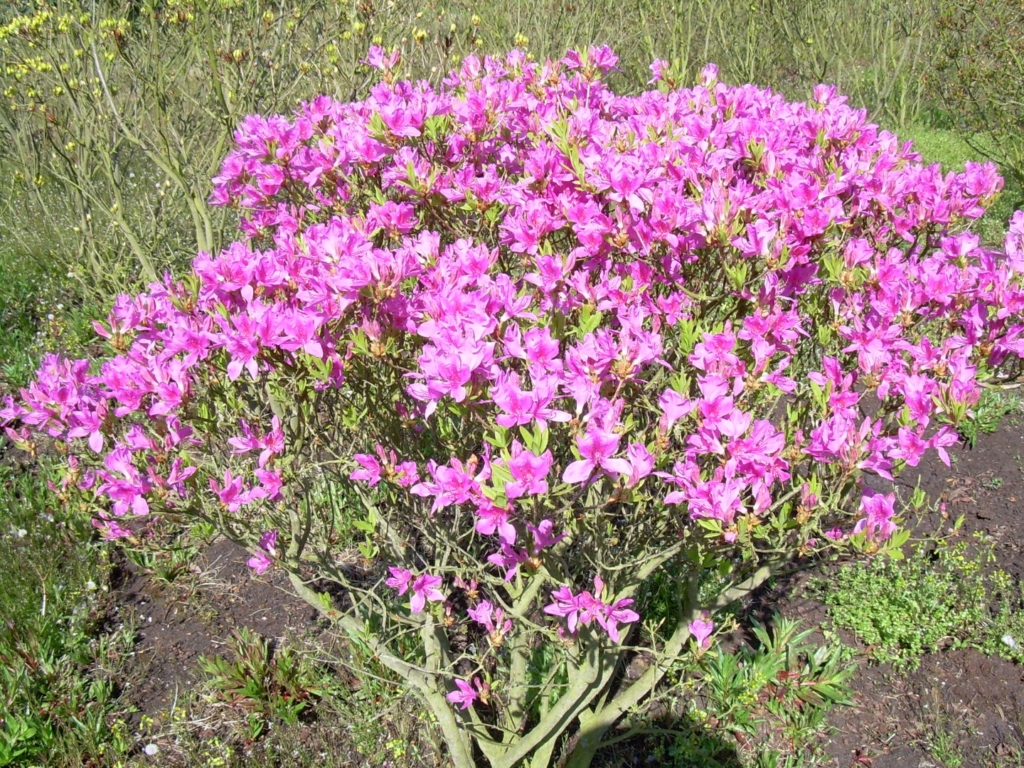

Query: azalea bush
4;45;1024;767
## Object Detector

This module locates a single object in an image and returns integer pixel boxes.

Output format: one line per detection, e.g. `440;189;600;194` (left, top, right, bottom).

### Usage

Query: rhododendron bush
5;45;1024;767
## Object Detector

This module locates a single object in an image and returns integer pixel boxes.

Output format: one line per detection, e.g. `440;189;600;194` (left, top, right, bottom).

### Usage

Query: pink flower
446;677;486;711
350;452;383;485
688;615;714;650
361;45;400;71
247;551;272;575
410;573;446;613
598;597;639;643
210;469;245;511
487;543;529;581
386;566;413;595
544;585;584;634
475;503;516;546
543;575;639;642
394;461;420;487
92;516;132;540
526;519;565;553
648;58;669;84
853;490;898;542
467;600;513;640
505;442;553;499
562;428;632;484
247;530;278;575
258;529;278;555
625;443;654;487
255;468;283;500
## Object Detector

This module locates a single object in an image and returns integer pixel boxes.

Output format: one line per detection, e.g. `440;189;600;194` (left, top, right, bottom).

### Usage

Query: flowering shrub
4;45;1024;767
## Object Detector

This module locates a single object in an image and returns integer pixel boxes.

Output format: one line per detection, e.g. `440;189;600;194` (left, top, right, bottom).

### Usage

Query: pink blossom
410;573;446;613
386;566;413;596
475;503;516;546
853;490;898;542
543;575;639;642
467;600;513;639
487;543;529;582
350;452;383;486
688;615;714;650
446;677;486;711
625;443;654;487
562;428;631;484
248;528;280;574
526;519;565;553
505;442;553;499
247;551;272;575
210;469;246;512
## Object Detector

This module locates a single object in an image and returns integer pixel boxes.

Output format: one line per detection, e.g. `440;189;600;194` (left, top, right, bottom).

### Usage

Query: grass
957;388;1024;448
0;242;103;390
0;464;136;767
0;246;54;389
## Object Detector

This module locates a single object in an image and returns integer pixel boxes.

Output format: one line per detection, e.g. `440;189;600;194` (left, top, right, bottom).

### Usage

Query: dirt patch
115;538;320;724
817;419;1024;767
822;650;1024;767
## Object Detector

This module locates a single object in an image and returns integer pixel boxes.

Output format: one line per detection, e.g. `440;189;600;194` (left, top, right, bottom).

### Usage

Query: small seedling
661;615;854;765
199;627;322;738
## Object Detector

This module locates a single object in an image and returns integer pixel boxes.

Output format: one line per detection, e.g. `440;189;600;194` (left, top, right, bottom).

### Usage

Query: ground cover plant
5;41;1024;768
813;533;1024;670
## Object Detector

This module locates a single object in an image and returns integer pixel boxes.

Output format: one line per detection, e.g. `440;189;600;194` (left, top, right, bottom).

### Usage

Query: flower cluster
543;576;640;642
3;46;1024;735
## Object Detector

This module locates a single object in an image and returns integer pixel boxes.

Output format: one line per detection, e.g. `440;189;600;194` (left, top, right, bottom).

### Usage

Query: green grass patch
957;388;1024;448
0;243;101;390
812;535;1024;671
0;246;51;389
0;465;135;766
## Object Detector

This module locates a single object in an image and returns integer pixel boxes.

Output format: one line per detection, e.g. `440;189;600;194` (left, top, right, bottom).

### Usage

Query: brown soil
113;538;320;725
817;419;1024;768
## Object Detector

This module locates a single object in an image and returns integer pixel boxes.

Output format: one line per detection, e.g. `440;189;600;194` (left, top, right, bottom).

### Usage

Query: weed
656;615;853;766
813;534;1024;670
927;723;965;768
982;476;1005;491
122;534;198;586
199;627;323;740
957;389;1022;447
701;616;853;732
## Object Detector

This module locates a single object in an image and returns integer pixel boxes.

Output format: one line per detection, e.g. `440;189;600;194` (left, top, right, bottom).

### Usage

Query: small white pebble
143;744;159;756
85;581;97;591
1003;634;1019;651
